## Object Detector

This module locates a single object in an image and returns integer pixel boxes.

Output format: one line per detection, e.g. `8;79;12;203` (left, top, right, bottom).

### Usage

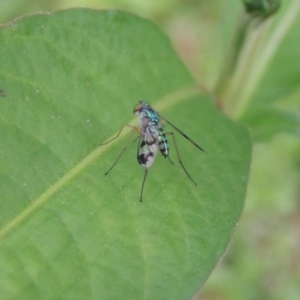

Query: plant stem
215;0;300;119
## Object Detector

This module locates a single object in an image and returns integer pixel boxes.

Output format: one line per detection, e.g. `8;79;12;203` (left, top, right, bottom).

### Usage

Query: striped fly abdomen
157;129;169;158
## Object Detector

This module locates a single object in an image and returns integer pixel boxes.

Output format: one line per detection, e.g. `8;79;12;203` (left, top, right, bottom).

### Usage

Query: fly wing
137;128;159;168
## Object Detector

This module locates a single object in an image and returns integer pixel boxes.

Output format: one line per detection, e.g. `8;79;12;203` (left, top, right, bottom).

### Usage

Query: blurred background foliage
1;0;299;299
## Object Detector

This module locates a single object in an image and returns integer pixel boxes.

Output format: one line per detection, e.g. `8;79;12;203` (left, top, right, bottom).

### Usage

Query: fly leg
100;124;140;175
165;132;198;185
139;168;148;202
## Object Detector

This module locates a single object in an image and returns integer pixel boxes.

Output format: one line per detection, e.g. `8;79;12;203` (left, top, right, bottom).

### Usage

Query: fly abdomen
158;133;169;158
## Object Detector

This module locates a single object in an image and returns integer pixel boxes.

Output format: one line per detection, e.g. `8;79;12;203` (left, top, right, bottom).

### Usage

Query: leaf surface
0;9;251;299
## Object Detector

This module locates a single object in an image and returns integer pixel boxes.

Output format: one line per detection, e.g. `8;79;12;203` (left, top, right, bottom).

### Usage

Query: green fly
100;101;205;202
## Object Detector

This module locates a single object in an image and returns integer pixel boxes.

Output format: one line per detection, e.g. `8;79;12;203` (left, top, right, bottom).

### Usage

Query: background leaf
0;9;251;299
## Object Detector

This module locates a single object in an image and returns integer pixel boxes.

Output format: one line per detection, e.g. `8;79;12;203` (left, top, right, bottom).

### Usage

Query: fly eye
133;104;142;112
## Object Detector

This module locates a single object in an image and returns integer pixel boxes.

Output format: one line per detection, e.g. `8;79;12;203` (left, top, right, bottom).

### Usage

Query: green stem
233;0;300;118
215;0;300;119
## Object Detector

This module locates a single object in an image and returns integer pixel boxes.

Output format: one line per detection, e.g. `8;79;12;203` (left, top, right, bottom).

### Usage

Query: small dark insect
0;89;5;97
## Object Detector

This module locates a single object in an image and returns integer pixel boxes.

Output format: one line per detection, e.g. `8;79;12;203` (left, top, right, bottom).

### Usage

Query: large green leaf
0;9;251;299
